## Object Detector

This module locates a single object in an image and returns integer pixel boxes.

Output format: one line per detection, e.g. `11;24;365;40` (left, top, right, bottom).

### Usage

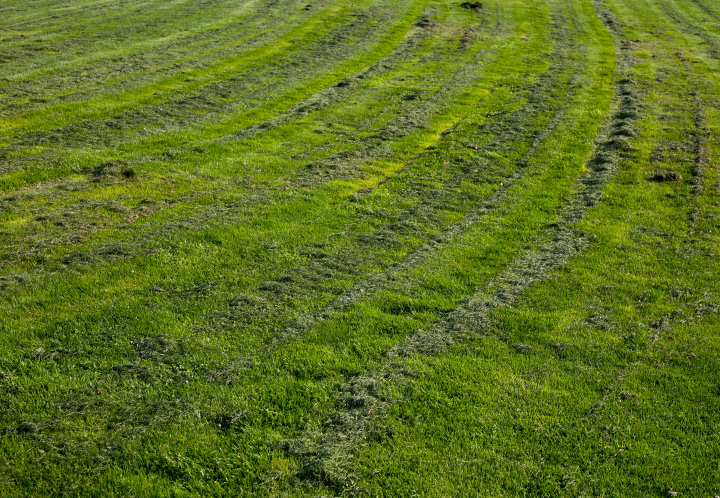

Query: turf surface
0;0;718;495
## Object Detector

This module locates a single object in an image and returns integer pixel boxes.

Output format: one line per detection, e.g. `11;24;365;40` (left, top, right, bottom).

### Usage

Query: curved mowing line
623;0;716;197
0;0;350;121
0;0;276;103
0;1;346;107
0;0;596;472
279;1;635;489
7;6;383;144
0;2;500;253
224;6;587;349
0;0;164;27
669;0;720;35
0;2;553;308
0;0;212;69
0;0;253;46
654;0;720;57
215;28;438;143
0;8;471;270
268;46;586;348
0;2;427;188
675;58;711;196
0;1;350;132
0;7;438;235
687;0;720;23
0;3;559;291
553;0;719;451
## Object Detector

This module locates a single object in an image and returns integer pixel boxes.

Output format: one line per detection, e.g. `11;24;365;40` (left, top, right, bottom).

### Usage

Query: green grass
0;0;718;495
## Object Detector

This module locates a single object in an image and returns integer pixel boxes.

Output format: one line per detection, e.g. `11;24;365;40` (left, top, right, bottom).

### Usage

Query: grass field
1;0;719;495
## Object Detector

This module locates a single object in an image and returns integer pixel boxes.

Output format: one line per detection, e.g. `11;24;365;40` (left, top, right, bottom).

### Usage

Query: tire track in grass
647;10;718;290
625;0;715;195
654;5;717;199
278;1;639;490
671;53;710;199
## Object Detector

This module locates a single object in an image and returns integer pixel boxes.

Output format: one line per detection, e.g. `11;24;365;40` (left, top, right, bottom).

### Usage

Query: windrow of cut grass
0;2;382;171
278;0;623;490
0;1;446;265
0;0;718;495
345;0;720;495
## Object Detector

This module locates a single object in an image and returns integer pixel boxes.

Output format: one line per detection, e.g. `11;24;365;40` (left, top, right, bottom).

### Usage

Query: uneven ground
0;0;718;495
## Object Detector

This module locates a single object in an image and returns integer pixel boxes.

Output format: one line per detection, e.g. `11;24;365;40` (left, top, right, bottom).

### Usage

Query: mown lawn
0;0;718;495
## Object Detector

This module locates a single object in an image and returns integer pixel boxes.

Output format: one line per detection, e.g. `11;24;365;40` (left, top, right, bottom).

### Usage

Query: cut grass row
348;0;720;494
1;0;580;492
0;0;718;495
